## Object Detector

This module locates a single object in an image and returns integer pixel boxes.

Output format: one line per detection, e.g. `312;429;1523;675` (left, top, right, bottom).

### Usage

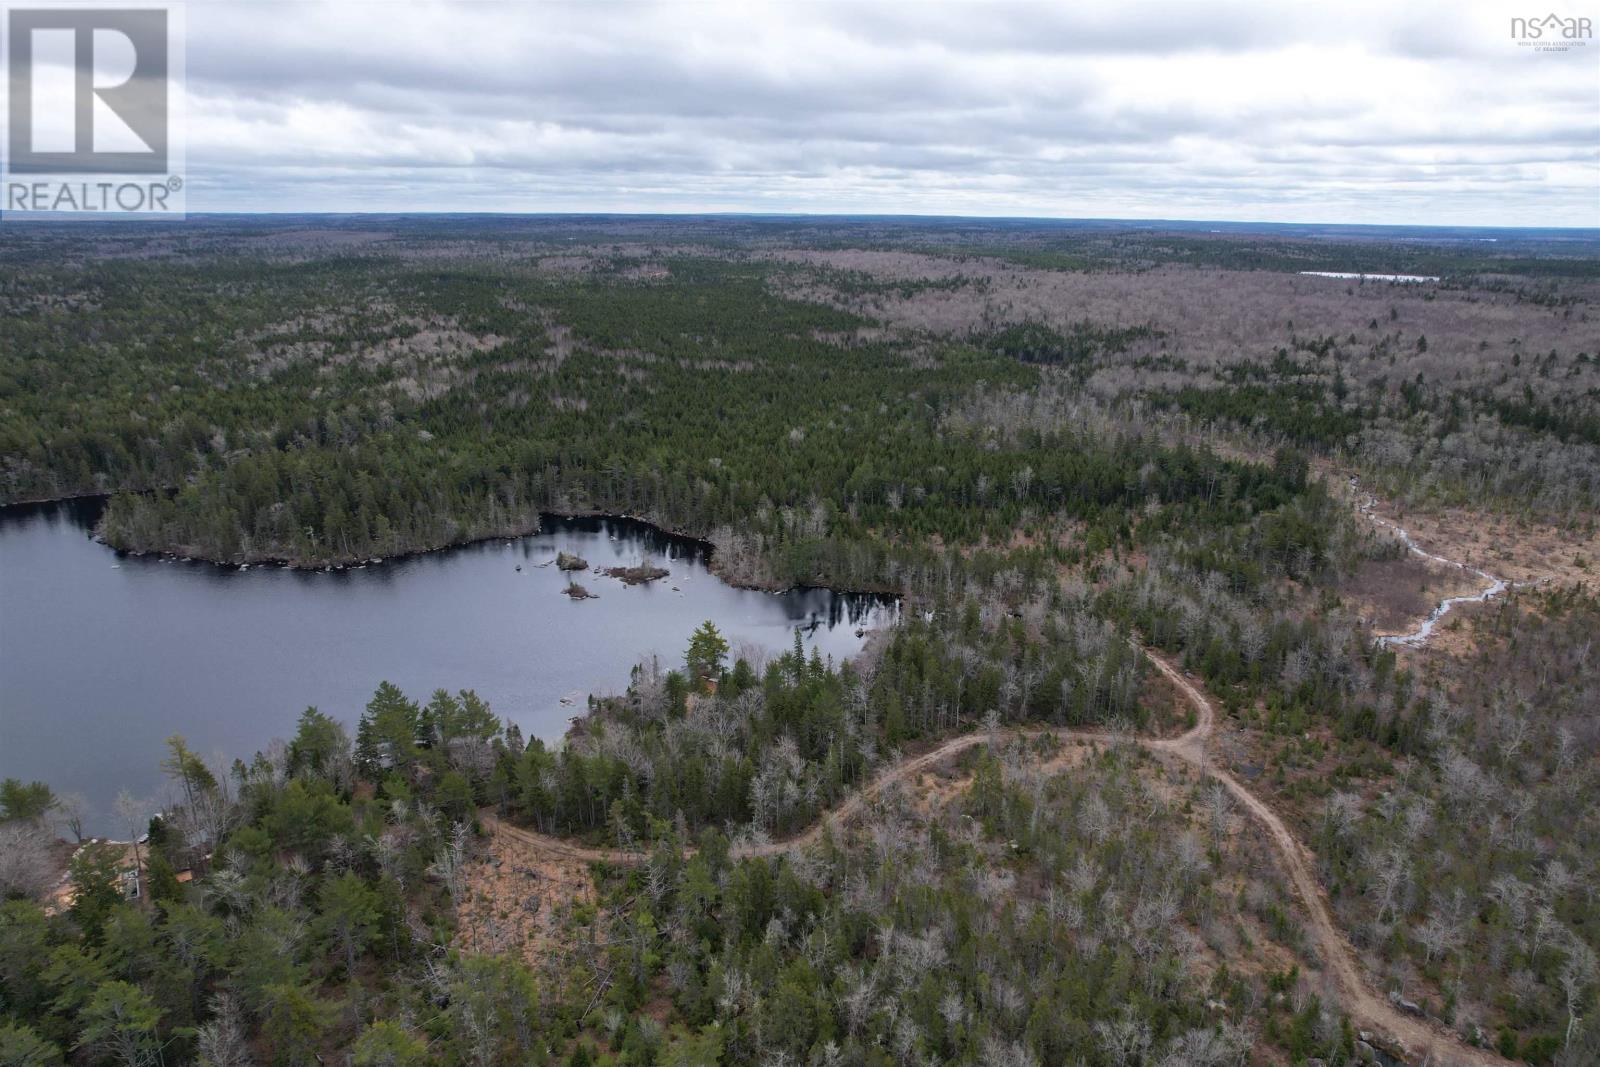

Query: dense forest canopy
4;219;1596;574
2;217;1598;1067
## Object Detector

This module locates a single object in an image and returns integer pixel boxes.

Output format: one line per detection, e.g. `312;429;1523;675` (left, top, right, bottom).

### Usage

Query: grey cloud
169;1;1598;226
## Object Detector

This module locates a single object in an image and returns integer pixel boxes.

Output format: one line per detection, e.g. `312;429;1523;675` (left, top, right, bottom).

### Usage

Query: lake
0;499;897;833
1297;271;1440;283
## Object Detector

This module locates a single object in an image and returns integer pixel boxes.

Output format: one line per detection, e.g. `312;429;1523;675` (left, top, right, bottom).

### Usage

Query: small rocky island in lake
555;551;589;571
563;580;596;599
600;563;670;585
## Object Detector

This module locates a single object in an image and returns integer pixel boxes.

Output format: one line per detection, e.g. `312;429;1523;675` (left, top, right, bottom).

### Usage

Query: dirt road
1138;653;1507;1067
484;644;1508;1066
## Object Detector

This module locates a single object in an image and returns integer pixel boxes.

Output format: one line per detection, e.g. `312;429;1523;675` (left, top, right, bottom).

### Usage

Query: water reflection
0;500;897;832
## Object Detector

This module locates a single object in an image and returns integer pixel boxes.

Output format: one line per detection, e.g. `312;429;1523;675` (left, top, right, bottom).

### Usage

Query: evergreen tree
686;621;729;691
77;981;159;1067
0;1022;63;1067
0;779;55;822
352;1021;429;1066
288;707;348;777
355;682;421;773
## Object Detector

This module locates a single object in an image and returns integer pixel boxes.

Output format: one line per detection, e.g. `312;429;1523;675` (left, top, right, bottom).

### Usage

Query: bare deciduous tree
0;821;54;899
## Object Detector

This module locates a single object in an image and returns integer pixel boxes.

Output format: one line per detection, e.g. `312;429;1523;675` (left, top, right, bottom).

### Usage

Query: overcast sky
171;1;1599;225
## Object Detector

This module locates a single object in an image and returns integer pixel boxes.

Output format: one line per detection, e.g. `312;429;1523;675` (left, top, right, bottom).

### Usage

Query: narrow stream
1351;479;1509;648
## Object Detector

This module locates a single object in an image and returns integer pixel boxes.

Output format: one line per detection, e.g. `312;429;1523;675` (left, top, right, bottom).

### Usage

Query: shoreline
0;492;905;599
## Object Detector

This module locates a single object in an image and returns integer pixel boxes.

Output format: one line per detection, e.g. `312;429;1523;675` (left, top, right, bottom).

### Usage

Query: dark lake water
0;500;897;833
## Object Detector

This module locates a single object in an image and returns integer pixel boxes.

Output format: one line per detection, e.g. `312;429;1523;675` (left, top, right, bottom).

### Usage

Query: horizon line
10;209;1598;234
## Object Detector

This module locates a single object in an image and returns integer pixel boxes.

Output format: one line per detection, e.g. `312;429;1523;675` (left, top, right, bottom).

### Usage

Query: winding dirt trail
1144;647;1506;1067
485;646;1506;1066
